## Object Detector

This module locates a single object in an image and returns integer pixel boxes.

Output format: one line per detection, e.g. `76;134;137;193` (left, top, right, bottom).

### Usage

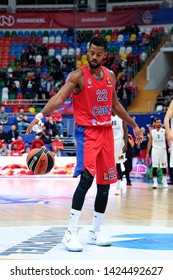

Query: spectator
40;44;48;59
77;30;85;44
67;27;74;37
138;127;148;164
0;143;10;156
28;55;36;67
30;135;45;150
49;86;57;98
38;125;52;144
51;56;61;69
25;78;34;99
28;43;37;56
0;106;8;124
141;34;150;47
6;72;14;87
122;134;135;186
40;73;47;95
8;82;18;96
50;110;63;137
35;86;46;101
22;146;31;157
61;55;68;72
29;75;40;99
123;24;133;35
12;61;22;79
158;87;170;98
9;136;25;154
167;76;173;93
51;135;64;156
132;23;140;35
51;68;63;84
162;98;170;112
165;89;173;101
0;68;7;86
21;76;28;97
6;124;19;144
123;76;133;106
115;77;124;101
45;75;54;99
45;116;58;136
16;108;30;134
0;124;7;143
21;48;30;65
10;143;22;156
66;55;75;72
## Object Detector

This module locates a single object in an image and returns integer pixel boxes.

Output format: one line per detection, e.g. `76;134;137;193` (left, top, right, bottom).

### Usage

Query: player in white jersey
146;118;168;189
112;113;127;194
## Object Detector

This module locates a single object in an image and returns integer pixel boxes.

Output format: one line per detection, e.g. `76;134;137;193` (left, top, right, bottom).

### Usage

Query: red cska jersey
72;65;114;127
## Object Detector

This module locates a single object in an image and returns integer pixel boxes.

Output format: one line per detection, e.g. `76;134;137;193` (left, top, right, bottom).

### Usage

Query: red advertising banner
0;9;172;29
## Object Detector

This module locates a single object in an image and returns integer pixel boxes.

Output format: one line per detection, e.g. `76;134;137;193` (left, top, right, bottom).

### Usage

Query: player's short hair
89;36;107;51
154;117;161;122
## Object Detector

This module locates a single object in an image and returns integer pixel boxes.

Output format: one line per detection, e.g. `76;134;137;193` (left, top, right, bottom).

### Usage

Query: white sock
162;176;167;184
67;209;81;234
116;179;121;190
153;177;157;185
90;211;104;233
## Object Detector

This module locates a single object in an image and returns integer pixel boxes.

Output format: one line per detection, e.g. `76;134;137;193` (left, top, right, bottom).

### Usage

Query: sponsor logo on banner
0;14;48;28
0;15;15;26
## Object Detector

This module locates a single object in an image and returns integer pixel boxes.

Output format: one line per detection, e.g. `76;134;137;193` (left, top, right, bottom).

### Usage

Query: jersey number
96;89;108;101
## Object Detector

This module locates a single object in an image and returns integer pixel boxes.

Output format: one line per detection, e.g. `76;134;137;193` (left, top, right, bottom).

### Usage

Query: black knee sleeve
162;168;167;175
94;184;110;213
79;169;94;191
116;163;122;180
153;167;157;177
72;169;94;210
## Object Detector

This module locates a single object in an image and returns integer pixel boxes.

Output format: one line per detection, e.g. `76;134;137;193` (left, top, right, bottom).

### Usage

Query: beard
88;60;101;69
156;124;162;129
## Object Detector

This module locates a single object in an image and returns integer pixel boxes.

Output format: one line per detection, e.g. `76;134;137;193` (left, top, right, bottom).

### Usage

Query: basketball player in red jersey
26;36;143;252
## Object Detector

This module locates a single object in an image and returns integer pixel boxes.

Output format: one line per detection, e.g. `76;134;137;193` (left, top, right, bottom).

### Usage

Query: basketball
26;147;55;175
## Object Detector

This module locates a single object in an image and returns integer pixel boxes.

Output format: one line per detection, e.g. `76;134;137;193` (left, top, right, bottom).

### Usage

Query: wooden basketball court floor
0;176;173;261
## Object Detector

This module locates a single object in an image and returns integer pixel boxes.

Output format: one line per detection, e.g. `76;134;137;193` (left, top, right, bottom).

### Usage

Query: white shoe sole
88;240;111;246
88;232;111;246
62;235;83;252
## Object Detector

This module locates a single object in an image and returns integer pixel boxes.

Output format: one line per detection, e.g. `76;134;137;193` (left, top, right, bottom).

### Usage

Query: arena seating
0;26;165;79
